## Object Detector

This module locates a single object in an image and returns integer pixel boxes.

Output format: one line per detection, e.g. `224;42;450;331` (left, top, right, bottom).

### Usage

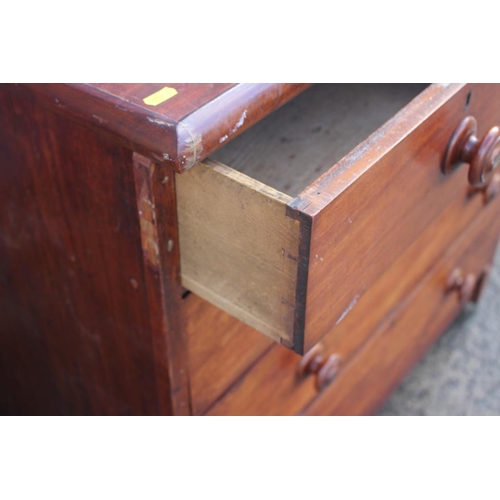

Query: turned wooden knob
443;116;500;187
316;354;341;391
296;343;324;377
471;265;492;303
469;172;500;204
297;344;340;391
446;268;483;305
484;173;500;204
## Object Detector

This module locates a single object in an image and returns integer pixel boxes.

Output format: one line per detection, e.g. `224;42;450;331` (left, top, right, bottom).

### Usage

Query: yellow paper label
143;87;178;106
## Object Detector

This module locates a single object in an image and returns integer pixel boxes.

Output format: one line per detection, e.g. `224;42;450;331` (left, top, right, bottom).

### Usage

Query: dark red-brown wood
3;83;500;416
0;86;187;415
184;293;273;416
303;211;500;416
8;83;311;172
132;153;190;415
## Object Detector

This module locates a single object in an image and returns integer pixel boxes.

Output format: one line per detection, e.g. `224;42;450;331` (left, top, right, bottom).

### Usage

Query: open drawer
176;83;500;354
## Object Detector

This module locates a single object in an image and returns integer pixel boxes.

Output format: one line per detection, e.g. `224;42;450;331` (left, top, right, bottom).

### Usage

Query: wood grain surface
4;82;500;416
205;190;500;415
132;153;190;415
176;159;301;347
184;293;273;416
308;175;500;380
8;83;310;172
292;83;500;353
179;84;500;354
303;211;500;415
0;86;188;415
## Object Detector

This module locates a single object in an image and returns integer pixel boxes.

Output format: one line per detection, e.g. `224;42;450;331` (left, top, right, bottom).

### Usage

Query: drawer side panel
176;160;301;347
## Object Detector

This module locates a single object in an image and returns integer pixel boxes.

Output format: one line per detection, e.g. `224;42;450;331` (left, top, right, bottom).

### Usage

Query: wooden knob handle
316;354;340;391
446;268;478;305
471;265;492;303
484;173;500;204
468;172;500;204
297;344;340;391
443;116;500;187
296;343;324;377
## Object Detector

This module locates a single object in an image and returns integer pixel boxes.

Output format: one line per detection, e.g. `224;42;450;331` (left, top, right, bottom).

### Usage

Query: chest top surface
16;83;310;172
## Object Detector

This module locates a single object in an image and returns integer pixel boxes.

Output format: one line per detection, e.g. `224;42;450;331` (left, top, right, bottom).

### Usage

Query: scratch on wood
92;114;106;124
152;152;172;162
314;254;324;262
234;110;247;130
133;153;160;269
219;109;247;144
335;295;360;325
146;116;172;126
54;98;65;108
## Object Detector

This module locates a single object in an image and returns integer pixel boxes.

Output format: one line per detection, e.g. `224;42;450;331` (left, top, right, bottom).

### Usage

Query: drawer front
294;83;500;352
306;181;500;379
177;84;500;353
303;215;500;416
205;192;500;416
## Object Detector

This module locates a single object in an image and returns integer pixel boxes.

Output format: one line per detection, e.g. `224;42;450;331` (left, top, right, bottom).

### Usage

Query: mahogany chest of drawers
1;83;499;415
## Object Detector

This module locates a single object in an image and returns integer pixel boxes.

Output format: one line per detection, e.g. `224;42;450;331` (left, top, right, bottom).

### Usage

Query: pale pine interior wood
211;83;428;196
176;159;301;346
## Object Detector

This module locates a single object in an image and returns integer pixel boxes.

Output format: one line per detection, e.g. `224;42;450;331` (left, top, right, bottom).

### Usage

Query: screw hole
465;91;472;109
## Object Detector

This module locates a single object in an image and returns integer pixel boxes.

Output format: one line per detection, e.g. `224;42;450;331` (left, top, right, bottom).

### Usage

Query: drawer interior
211;83;428;196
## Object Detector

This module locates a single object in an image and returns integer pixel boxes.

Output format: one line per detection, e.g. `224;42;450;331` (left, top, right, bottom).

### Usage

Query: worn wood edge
7;84;184;166
178;84;313;171
132;153;192;415
290;83;467;215
176;158;302;349
8;83;311;173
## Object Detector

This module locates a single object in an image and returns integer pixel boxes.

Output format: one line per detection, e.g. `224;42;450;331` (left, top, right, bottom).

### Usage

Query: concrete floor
379;246;500;416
